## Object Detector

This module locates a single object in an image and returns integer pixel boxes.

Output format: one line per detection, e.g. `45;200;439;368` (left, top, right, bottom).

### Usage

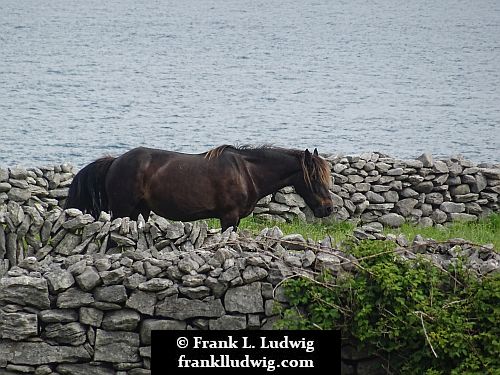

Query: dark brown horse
65;145;333;231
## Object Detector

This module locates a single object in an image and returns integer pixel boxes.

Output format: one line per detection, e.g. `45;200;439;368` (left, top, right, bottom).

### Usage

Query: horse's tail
65;156;116;218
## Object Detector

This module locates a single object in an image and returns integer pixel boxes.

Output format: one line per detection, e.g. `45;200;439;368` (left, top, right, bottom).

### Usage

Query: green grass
206;216;356;243
206;213;500;250
386;213;500;249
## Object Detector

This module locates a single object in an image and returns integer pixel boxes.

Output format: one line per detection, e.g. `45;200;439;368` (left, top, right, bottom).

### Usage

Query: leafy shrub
276;240;500;374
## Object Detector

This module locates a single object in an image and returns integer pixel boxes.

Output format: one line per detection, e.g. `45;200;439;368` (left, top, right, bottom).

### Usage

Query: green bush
276;240;500;374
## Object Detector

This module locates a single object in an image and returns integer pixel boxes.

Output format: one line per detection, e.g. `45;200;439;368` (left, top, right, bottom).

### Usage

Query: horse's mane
204;145;234;160
300;152;331;189
204;144;331;187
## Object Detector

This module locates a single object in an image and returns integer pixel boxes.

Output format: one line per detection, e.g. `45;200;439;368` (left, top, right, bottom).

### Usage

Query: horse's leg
220;211;240;232
109;200;139;220
107;174;144;220
130;200;151;221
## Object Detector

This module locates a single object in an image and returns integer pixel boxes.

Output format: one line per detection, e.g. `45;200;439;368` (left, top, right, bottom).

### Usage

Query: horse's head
293;148;334;218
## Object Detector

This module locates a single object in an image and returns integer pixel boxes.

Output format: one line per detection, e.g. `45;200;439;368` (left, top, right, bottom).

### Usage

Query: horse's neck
244;151;301;198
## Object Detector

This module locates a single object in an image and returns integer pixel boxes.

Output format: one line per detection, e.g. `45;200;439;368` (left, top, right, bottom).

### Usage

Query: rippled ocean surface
1;0;499;168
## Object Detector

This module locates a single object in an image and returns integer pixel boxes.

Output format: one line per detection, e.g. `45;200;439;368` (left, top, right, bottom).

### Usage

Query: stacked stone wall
0;203;498;374
0;154;499;374
255;152;500;227
0;152;499;236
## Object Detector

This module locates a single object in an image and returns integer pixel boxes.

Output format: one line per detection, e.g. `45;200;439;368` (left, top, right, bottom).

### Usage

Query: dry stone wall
0;154;499;374
0;152;499;235
255;152;500;226
0;206;498;375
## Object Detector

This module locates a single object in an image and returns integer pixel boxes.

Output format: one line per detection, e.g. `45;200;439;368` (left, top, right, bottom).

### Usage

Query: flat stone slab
56;363;115;375
224;282;264;314
0;276;50;309
0;310;38;340
156;296;225;320
0;341;91;365
43;322;87;345
57;288;94;308
94;329;140;363
209;315;247;330
140;319;186;345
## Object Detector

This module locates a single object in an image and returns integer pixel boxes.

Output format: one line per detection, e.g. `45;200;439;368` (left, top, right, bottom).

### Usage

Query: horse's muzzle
314;205;334;218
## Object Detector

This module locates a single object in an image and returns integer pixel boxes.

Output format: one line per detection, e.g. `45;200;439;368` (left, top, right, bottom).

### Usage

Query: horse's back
105;146;248;221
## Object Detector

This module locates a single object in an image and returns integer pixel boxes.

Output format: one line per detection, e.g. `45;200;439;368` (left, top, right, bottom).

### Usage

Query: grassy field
207;213;500;249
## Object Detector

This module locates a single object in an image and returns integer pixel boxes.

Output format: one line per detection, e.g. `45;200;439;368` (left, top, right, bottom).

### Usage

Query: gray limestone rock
0;341;91;365
425;192;444;205
366;191;385;203
75;266;102;291
401;188;419;198
57;288;94;308
209;315;247;330
454;193;479;203
469;173;488;193
7;187;31;202
45;269;75;293
126;291;157;315
102;309;141;331
418;217;434;227
49;188;69;198
140;319;186;345
242;266;268;283
316;252;341;273
383;190;399;203
387;168;404;176
62;214;95;230
94;329;140;363
395;198;418;217
417;153;433;167
43;322;87;345
280;234;307;250
125;273;147;289
351;192;367;204
79;307;104;327
274;192;306;208
165;221;185;239
414;181;434;193
138;278;173;292
95;285;127;304
268;202;290;214
433;161;449;173
224;282;264;313
449;184;471;196
55;233;82;255
178;285;211;299
0;276;50;309
0;168;9;182
182;274;206;287
379;213;405;228
156;296;225;320
0;310;38;340
440;202;465;214
39;309;79;323
0;182;11;193
56;364;115;375
204;277;228;298
100;267;128;285
353;229;375;240
110;232;135;247
177;257;200;274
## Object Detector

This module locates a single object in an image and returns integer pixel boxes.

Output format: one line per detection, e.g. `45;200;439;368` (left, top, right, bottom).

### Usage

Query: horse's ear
313;148;319;157
304;149;313;167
